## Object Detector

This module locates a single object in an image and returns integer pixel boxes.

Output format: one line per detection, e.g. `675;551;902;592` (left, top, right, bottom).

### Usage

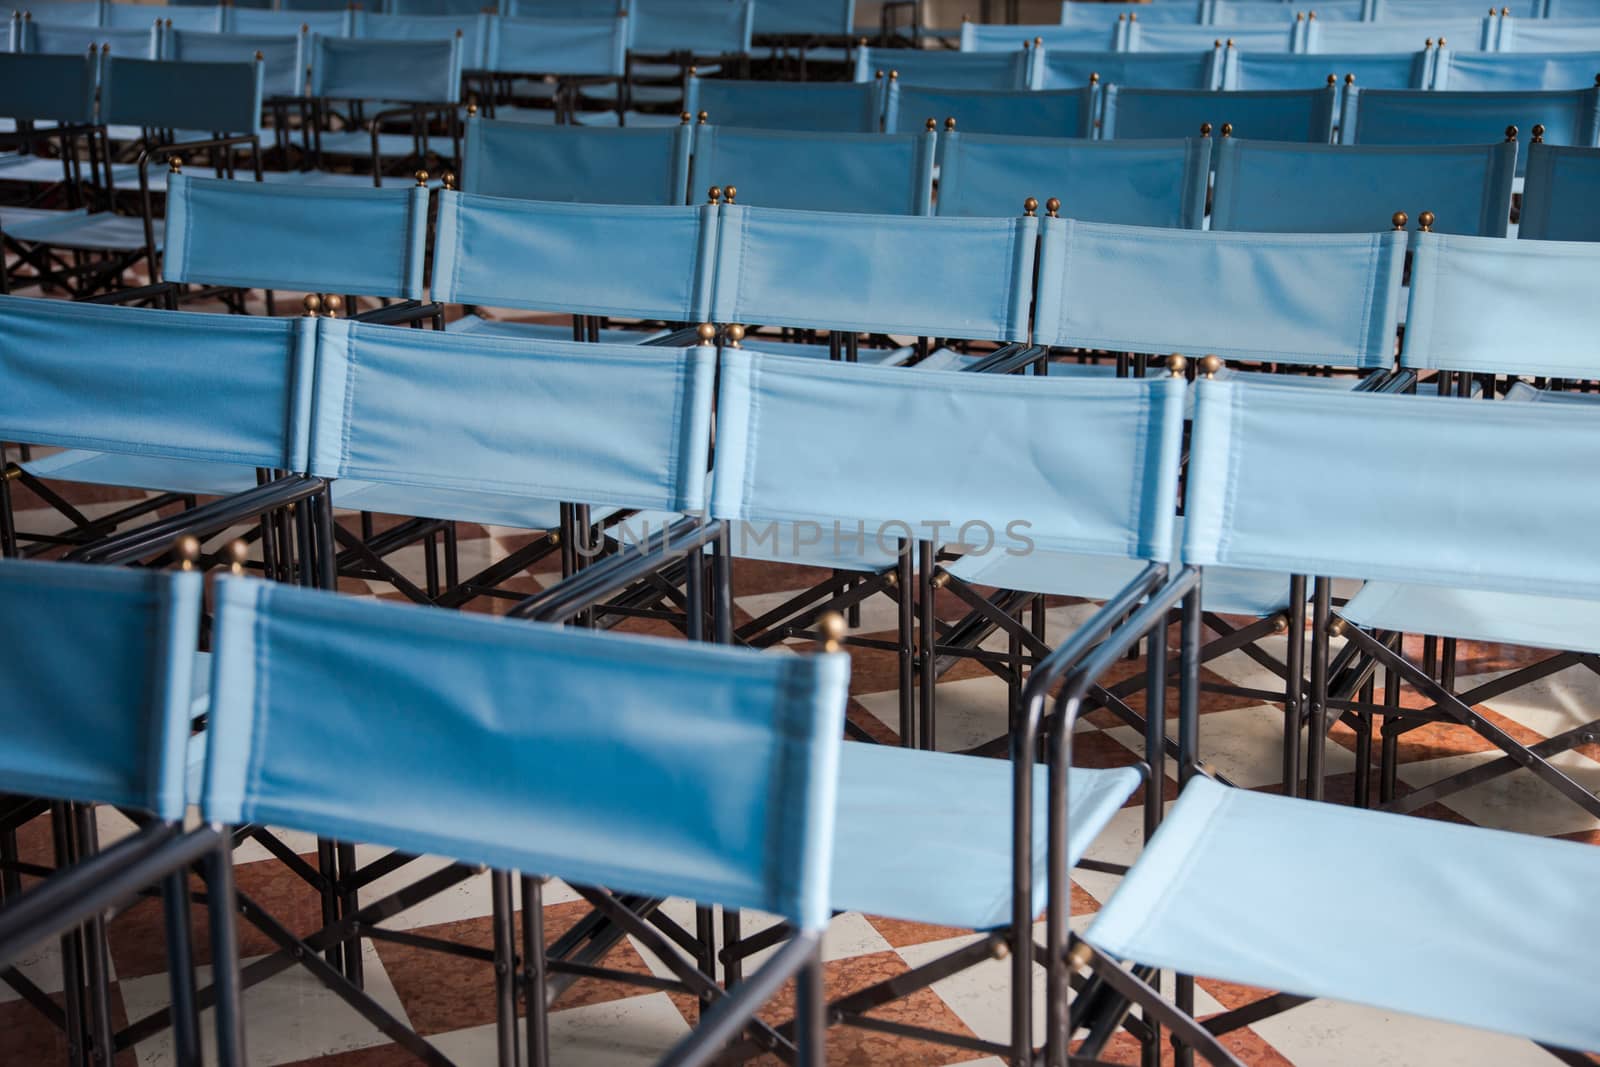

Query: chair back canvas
690;125;934;215
0;51;97;122
483;15;626;76
885;83;1093;138
1103;85;1336;142
0;296;314;472
462;118;690;205
855;46;1032;89
1434;51;1600;92
1520;142;1600;241
164;29;304;99
309;34;460;103
1224;50;1430;91
1037;48;1218;90
204;577;847;929
101;54;263;134
687;77;879;133
1346;86;1600;175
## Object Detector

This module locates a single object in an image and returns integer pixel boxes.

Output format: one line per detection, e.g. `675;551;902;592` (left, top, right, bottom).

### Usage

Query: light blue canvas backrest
631;0;753;54
0;51;97;121
1372;0;1534;16
386;0;492;16
0;295;314;470
309;321;715;514
1225;51;1431;91
115;4;222;31
355;12;487;70
1103;85;1335;142
101;54;263;133
754;0;854;36
203;576;846;930
687;77;878;133
1183;379;1600;599
711;352;1184;561
1037;49;1219;90
462;117;690;204
1521;142;1600;240
855;46;1032;89
1401;231;1600;378
1062;1;1205;27
1306;17;1490;52
937;132;1210;228
227;8;349;37
506;0;626;16
1210;0;1361;24
1346;87;1600;174
1436;51;1600;91
24;22;157;57
710;205;1036;342
164;29;303;99
0;560;201;823
309;34;460;102
1034;219;1405;368
1129;22;1297;53
1547;0;1600;16
163;174;428;297
1211;139;1514;235
483;15;627;76
885;83;1093;137
20;0;102;27
1498;18;1600;52
690;125;934;215
962;22;1116;51
432;192;718;321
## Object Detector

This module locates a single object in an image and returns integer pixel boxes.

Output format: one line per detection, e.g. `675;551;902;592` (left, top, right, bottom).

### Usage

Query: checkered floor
4;303;1599;1066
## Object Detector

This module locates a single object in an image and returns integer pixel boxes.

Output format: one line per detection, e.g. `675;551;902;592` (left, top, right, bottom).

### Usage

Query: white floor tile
1249;997;1557;1067
1396;749;1600;838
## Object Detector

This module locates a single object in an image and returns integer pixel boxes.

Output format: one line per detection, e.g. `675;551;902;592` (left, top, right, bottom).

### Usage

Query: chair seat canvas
1086;774;1600;1052
833;741;1141;931
1342;581;1600;657
22;450;259;496
3;211;158;251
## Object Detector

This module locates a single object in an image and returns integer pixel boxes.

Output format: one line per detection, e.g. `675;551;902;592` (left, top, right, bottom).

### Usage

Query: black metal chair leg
521;875;551;1067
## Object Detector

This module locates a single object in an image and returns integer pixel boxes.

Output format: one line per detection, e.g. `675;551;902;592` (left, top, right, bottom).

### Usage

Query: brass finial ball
925;117;937;131
1533;123;1546;142
466;101;478;116
169;156;184;173
1419;210;1435;232
325;294;344;316
697;110;708;124
723;185;737;203
1345;72;1355;85
1327;73;1336;86
818;612;847;653
1199;354;1223;379
442;172;457;191
697;322;717;344
1220;122;1233;137
176;535;201;570
302;293;322;316
1505;124;1518;141
1200;121;1213;136
725;323;746;345
889;69;899;80
680;111;692;123
227;539;250;575
1045;197;1060;218
1023;196;1039;216
414;169;429;186
1167;353;1187;377
1392;210;1408;230
944;116;956;131
708;185;722;204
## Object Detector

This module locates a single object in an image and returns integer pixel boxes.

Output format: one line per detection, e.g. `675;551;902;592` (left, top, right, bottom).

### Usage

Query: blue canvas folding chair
108;2;222;32
1127;21;1302;53
1068;379;1600;1066
1520;139;1600;239
853;44;1034;88
961;21;1118;51
460;114;691;204
707;200;1038;369
1015;220;1406;801
1497;16;1600;51
163;28;306;100
1036;47;1221;90
200;573;846;1067
302;35;463;182
354;10;489;71
1103;84;1337;141
1222;49;1433;92
14;0;103;28
431;189;715;344
0;294;318;559
0;51;103;277
306;318;715;615
1063;0;1207;27
1211;138;1516;234
0;558;230;1067
1435;49;1600;90
883;82;1094;137
1344;85;1600;174
7;54;265;297
1545;0;1600;13
476;14;628;126
14;17;157;57
936;130;1210;227
689;123;933;214
1306;15;1496;51
575;0;754;124
157;170;430;318
1210;0;1363;23
684;75;879;132
225;6;351;37
665;352;1191;1064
